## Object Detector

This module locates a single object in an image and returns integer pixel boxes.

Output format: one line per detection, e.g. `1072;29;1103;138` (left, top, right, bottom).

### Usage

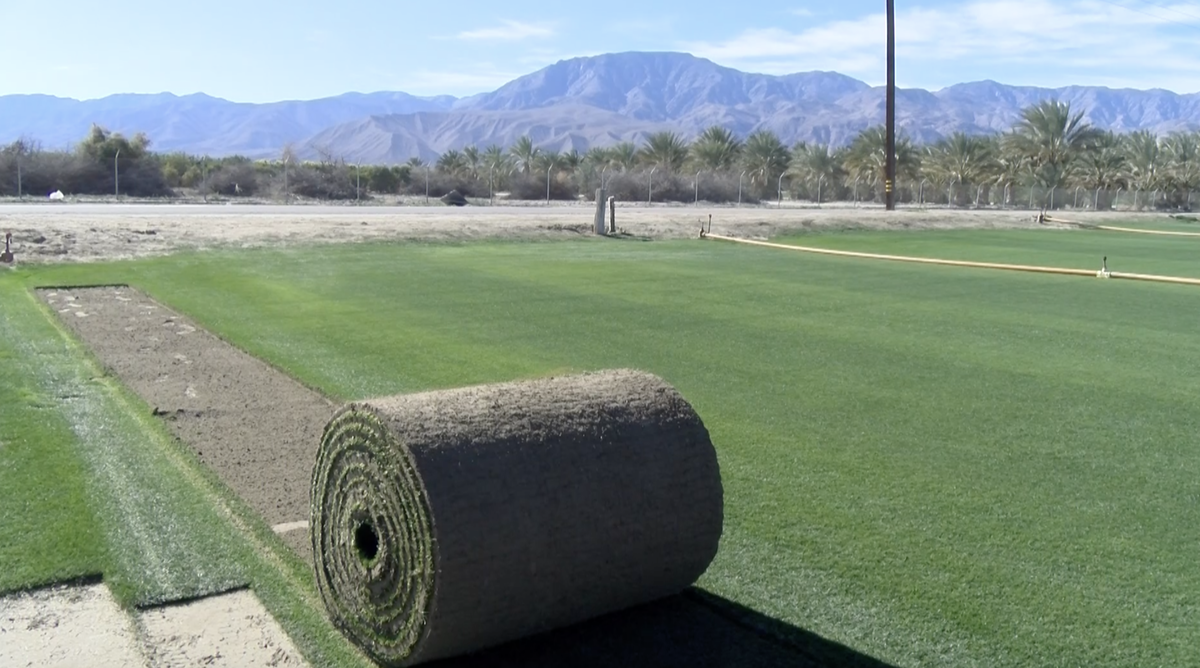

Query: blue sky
2;0;1199;101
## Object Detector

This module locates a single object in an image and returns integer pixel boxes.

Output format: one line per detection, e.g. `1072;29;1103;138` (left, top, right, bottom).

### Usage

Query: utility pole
885;0;897;211
114;148;121;198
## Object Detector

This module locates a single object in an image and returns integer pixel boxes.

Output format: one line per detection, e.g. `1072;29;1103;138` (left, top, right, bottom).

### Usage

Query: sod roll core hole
355;522;379;562
311;369;724;667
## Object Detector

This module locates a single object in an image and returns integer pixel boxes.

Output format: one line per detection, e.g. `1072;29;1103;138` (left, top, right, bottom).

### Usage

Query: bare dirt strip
41;286;332;562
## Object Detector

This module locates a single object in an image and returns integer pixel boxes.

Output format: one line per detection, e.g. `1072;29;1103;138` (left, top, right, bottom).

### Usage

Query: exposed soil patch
0;583;308;667
41;286;333;562
139;589;308;667
0;582;146;667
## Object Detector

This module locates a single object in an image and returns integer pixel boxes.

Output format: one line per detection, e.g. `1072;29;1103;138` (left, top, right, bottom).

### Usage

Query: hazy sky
2;0;1199;101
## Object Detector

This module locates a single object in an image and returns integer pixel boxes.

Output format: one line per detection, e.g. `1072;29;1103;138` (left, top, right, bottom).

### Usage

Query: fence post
594;188;607;235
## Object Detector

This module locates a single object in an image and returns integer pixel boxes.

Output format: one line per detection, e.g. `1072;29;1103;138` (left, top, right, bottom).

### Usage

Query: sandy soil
0;201;1087;265
139;589;308;667
0;583;306;668
0;582;146;668
41;286;332;563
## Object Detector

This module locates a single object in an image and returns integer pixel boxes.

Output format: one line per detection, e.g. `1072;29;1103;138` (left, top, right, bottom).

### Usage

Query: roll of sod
311;369;724;666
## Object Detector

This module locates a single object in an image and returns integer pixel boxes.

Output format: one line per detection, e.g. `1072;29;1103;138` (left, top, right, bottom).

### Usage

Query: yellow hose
702;233;1200;287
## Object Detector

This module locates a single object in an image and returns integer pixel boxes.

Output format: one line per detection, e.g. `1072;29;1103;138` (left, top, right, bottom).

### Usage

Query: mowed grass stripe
2;273;374;666
0;281;105;594
9;284;248;606
25;234;1200;667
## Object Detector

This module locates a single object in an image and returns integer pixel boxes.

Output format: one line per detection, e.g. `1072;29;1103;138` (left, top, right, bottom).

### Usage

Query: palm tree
1074;131;1127;210
462;145;481;180
1005;100;1102;207
991;133;1036;207
436;149;468;177
637;132;689;172
690;126;743;171
843;126;919;201
923;132;998;206
482;144;510;171
533;150;564;175
481;144;512;194
741;130;791;197
787;143;842;203
611;142;639;171
583;146;612;168
509;136;540;176
1163;131;1200;209
561;148;582;175
1122;130;1163;209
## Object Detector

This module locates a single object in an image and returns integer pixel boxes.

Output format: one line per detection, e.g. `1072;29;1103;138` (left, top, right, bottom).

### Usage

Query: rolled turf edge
311;369;724;666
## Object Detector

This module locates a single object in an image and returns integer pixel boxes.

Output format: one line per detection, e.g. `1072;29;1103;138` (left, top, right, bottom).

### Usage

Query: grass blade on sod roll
311;369;724;666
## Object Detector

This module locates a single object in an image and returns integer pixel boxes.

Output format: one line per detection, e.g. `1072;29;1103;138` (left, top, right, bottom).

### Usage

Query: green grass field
5;221;1200;666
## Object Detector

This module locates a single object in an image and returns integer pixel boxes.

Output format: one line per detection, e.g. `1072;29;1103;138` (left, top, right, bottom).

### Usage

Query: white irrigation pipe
702;233;1200;287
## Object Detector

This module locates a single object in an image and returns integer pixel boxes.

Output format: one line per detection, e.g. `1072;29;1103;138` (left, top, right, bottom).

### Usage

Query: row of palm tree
414;101;1199;208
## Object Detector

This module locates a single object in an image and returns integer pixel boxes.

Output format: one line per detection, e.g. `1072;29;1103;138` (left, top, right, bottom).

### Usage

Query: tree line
1;101;1196;210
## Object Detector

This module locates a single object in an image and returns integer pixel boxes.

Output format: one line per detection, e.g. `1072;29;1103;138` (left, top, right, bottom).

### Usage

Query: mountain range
3;52;1199;164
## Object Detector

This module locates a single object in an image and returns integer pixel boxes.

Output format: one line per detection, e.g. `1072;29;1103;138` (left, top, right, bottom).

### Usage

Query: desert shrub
587;171;760;204
506;174;578;200
402;172;489;199
364;165;409;194
287;164;361;200
204;162;260;196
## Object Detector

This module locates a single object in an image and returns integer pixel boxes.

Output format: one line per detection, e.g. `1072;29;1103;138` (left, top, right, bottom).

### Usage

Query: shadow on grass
429;587;897;668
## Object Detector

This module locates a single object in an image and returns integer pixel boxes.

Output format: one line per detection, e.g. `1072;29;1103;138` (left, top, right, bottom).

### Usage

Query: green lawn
0;282;105;592
0;270;372;667
1092;215;1200;234
778;225;1200;278
9;224;1200;666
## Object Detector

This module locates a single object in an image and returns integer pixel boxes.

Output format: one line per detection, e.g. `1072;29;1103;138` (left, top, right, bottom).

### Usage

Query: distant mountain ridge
0;91;456;156
2;51;1199;163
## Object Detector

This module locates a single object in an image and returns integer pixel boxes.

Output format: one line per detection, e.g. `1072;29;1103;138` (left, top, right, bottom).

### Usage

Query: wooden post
608;196;616;234
594;189;607;235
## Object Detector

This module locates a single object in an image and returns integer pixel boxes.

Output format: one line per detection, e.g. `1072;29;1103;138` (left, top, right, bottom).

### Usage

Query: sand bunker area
0;202;1058;264
13;284;886;667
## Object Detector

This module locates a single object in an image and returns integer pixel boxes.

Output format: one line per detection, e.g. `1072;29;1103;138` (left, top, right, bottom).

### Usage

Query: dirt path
0;202;1076;264
41;286;332;562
